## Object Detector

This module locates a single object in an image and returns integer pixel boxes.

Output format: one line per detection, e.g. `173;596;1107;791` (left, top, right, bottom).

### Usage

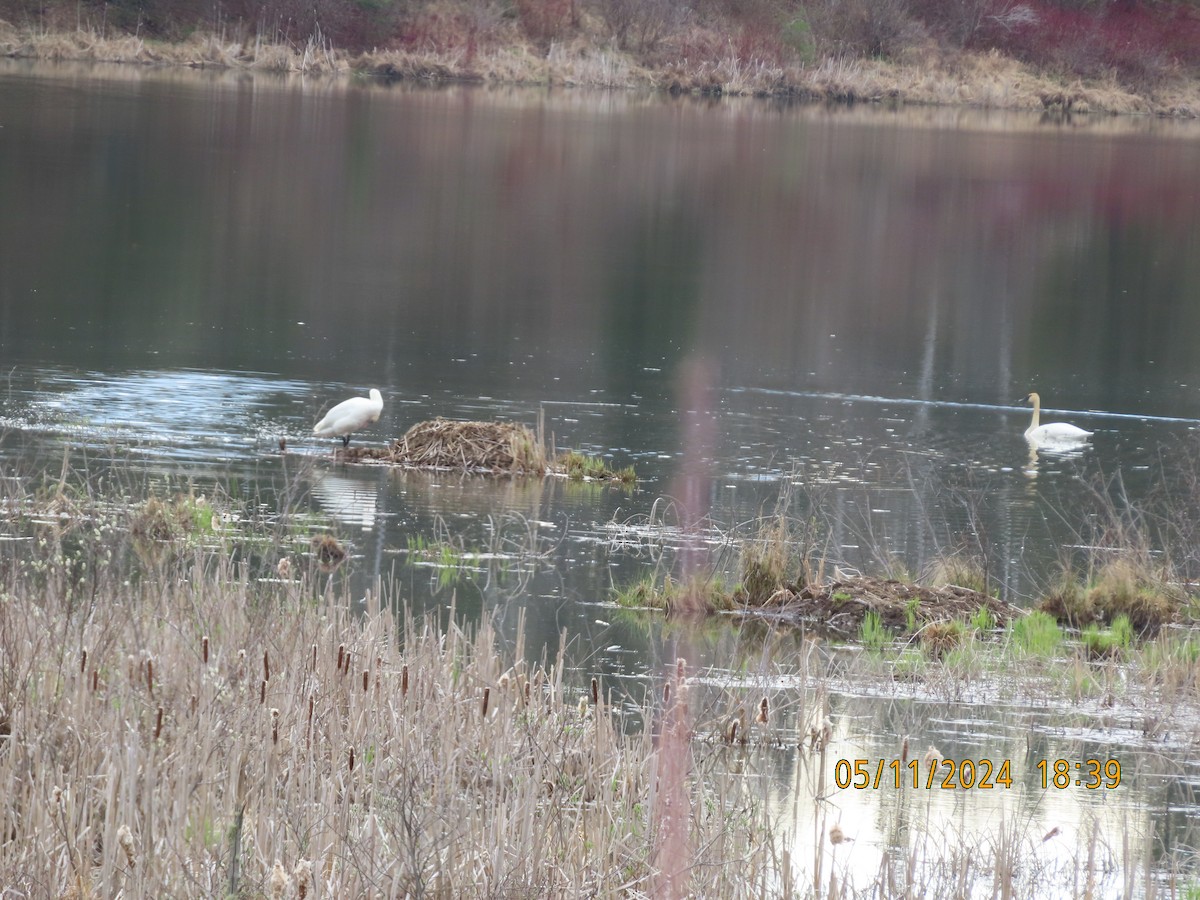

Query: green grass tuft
1009;610;1063;658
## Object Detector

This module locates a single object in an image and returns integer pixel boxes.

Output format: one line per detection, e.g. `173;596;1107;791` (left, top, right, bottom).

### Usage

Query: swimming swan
314;388;383;447
1024;392;1092;444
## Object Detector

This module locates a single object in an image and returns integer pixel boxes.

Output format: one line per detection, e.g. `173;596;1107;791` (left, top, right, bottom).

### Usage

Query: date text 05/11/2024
833;758;1122;791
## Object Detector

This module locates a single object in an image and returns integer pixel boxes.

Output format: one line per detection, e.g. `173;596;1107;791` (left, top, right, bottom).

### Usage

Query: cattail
271;708;280;745
263;650;270;683
577;696;589;718
724;717;739;744
117;824;136;869
79;649;87;674
190;694;197;716
375;656;382;692
52;786;63;806
524;679;531;703
342;650;351;676
337;645;345;671
276;556;292;580
481;687;490;718
756;696;769;725
923;744;943;767
294;859;312;899
311;644;317;672
260;680;266;705
362;670;369;693
306;695;314;750
663;681;671;706
829;824;846;845
237;649;247;682
91;670;99;692
349;747;355;773
901;736;909;763
401;664;409;697
1042;826;1061;843
145;658;154;699
676;657;687;680
591;677;599;705
270;859;288;899
154;706;163;740
499;671;510;692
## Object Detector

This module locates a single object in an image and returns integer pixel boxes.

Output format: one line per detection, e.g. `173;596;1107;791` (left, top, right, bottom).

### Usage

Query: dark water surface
4;59;1200;894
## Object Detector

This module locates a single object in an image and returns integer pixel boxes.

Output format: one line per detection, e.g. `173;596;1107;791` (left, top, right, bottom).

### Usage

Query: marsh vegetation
5;439;1200;895
0;467;778;896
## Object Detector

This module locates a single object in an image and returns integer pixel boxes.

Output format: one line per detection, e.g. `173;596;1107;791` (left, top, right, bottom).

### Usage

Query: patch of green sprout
970;605;996;633
1008;610;1062;658
860;610;890;652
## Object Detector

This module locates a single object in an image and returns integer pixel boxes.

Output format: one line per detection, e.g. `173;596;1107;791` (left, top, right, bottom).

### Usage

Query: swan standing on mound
1024;392;1092;445
314;388;383;447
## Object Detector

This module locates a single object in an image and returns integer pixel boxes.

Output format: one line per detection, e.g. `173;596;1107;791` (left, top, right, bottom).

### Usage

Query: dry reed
0;500;778;896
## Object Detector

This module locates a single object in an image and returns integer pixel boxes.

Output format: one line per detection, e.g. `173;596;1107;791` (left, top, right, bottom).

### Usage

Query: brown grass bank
3;0;1200;115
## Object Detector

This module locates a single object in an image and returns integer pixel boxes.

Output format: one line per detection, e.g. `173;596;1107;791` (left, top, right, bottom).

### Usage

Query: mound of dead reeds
398;417;545;471
342;418;636;483
346;417;546;472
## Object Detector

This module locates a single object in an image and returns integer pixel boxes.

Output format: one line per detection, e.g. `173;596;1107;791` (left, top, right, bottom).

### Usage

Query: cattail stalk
117;824;136;870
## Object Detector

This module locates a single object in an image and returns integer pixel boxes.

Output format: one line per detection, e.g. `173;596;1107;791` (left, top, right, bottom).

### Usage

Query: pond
3;58;1200;896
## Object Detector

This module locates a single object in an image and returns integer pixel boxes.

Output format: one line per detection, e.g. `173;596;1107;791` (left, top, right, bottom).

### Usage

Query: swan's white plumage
314;388;383;446
1024;392;1092;444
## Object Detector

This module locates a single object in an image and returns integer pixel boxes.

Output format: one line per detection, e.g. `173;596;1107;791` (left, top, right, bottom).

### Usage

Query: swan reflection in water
310;471;378;530
1023;433;1093;479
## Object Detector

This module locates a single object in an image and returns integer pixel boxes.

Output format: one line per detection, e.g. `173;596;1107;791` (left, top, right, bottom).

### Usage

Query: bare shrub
905;0;1001;47
515;0;574;46
590;0;688;52
970;0;1200;88
803;0;928;60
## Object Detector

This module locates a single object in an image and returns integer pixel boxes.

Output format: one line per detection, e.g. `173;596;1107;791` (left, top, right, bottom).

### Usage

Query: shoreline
3;18;1200;117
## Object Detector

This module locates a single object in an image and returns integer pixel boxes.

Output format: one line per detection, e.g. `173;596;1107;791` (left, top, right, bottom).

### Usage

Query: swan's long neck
1028;396;1041;433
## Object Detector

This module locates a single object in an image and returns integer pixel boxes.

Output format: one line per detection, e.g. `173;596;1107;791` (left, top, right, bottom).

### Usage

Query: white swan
314;388;383;447
1024;392;1092;445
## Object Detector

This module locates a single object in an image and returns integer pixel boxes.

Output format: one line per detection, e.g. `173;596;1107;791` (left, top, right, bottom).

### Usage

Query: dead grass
0;489;780;896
